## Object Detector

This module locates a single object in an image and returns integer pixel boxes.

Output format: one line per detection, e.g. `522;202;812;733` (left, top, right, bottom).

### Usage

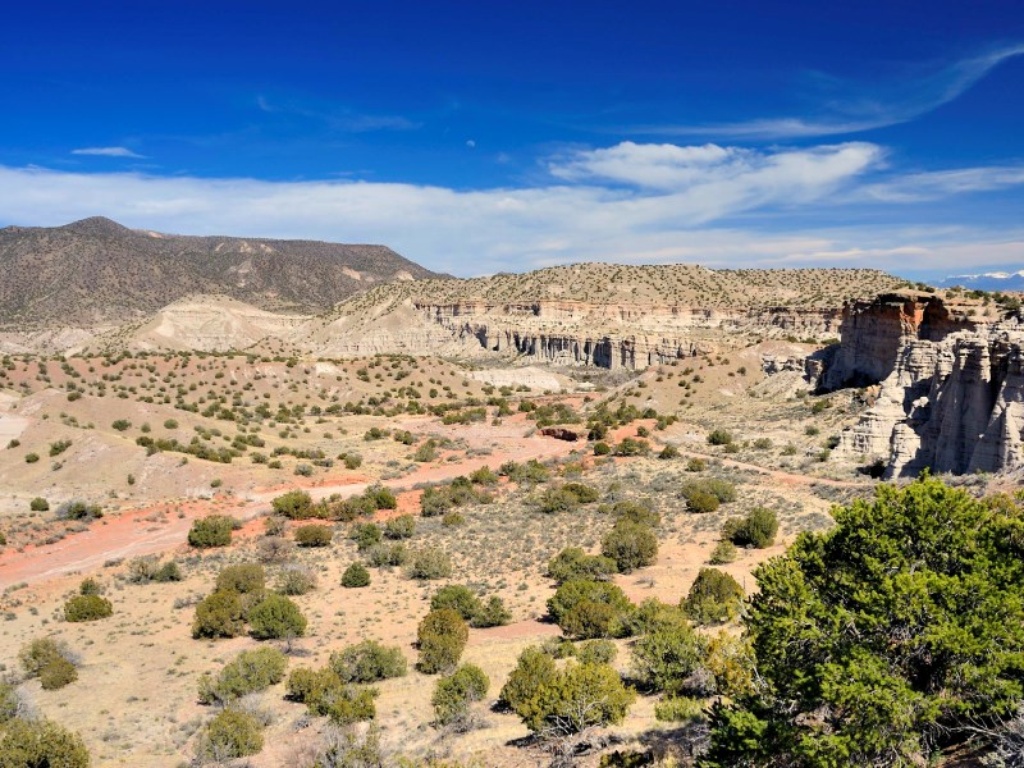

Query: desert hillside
0;217;439;327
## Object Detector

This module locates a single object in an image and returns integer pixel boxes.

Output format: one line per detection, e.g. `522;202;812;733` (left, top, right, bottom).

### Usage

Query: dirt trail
676;447;873;490
0;434;578;588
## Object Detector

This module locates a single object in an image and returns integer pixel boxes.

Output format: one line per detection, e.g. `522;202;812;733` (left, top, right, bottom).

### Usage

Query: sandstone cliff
819;292;1024;476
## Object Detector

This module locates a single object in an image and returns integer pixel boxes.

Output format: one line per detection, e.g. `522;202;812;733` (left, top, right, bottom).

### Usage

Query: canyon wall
818;292;1024;476
413;301;841;370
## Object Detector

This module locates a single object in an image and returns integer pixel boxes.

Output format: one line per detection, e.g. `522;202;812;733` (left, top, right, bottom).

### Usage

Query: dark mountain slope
0;217;438;325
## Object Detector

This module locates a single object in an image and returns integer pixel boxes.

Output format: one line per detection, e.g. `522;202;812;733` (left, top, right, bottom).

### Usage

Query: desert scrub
683;568;745;625
64;593;113;623
405;547;453;580
294;523;333;547
286;667;378;724
19;637;79;691
188;515;233;548
196;708;264;760
330;640;407;683
197;647;288;705
341;562;371;588
432;663;489;727
417;609;468;674
0;717;90;767
547;547;618;584
248;594;307;640
723;507;779;548
192;590;246;639
275;565;317;595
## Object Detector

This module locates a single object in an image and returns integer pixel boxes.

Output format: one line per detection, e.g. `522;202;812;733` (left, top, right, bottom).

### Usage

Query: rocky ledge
816;292;1024;476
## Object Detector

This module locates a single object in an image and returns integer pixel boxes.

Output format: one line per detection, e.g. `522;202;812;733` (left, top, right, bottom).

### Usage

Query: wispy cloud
255;95;419;133
636;44;1024;140
858;165;1024;202
70;146;146;158
3;139;1024;277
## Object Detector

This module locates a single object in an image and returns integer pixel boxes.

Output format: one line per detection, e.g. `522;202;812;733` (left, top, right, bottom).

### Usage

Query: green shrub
430;585;481;620
276;565;317;595
406;547;453;580
64;594;113;623
248;594;307;640
432;664;490;726
726;506;778;548
188;515;233;548
601;520;658;573
111;419;132;432
655;695;706;723
548;580;634;639
383;514;415;539
39;656;79;690
24;453;39;464
658;445;681;459
442;511;465;527
0;717;90;767
216;563;266;594
469;466;499;485
611;500;661;528
0;683;16;725
631;612;707;694
330;640;407;683
198;647;288;705
703;476;1024;764
55;499;102;520
365;484;397;510
706;429;733;446
472;596;512;628
615;437;650;456
197;708;264;760
341;562;371;588
535;487;581;514
29;497;49;512
500;649;635;734
683;568;745;625
350;522;381;551
593;441;612;456
547;547;618;584
708;540;738;564
19;637;72;677
271;489;316;519
287;666;378;724
577;639;618;665
192;590;246;639
78;577;102;596
683;489;719;513
295;524;333;547
417;609;468;674
686;457;707;472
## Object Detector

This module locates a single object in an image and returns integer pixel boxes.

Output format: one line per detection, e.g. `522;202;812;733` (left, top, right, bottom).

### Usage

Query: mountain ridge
0;217;440;326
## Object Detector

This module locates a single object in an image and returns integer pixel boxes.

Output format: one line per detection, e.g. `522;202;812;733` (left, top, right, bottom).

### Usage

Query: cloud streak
636;44;1024;140
70;146;145;158
2;139;1024;278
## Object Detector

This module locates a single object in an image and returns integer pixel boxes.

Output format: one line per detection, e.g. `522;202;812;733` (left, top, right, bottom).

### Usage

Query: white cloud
637;44;1024;140
2;139;1024;278
70;146;145;159
858;165;1024;202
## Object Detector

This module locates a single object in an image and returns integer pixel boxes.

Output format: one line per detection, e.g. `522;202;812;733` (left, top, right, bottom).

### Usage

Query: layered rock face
415;301;841;370
821;293;1024;476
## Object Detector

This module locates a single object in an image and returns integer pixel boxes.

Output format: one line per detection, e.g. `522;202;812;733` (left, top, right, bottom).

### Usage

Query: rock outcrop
413;301;842;370
820;292;1024;476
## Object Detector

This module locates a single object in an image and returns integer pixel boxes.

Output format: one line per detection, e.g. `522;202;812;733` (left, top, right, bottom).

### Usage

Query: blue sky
2;1;1024;279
